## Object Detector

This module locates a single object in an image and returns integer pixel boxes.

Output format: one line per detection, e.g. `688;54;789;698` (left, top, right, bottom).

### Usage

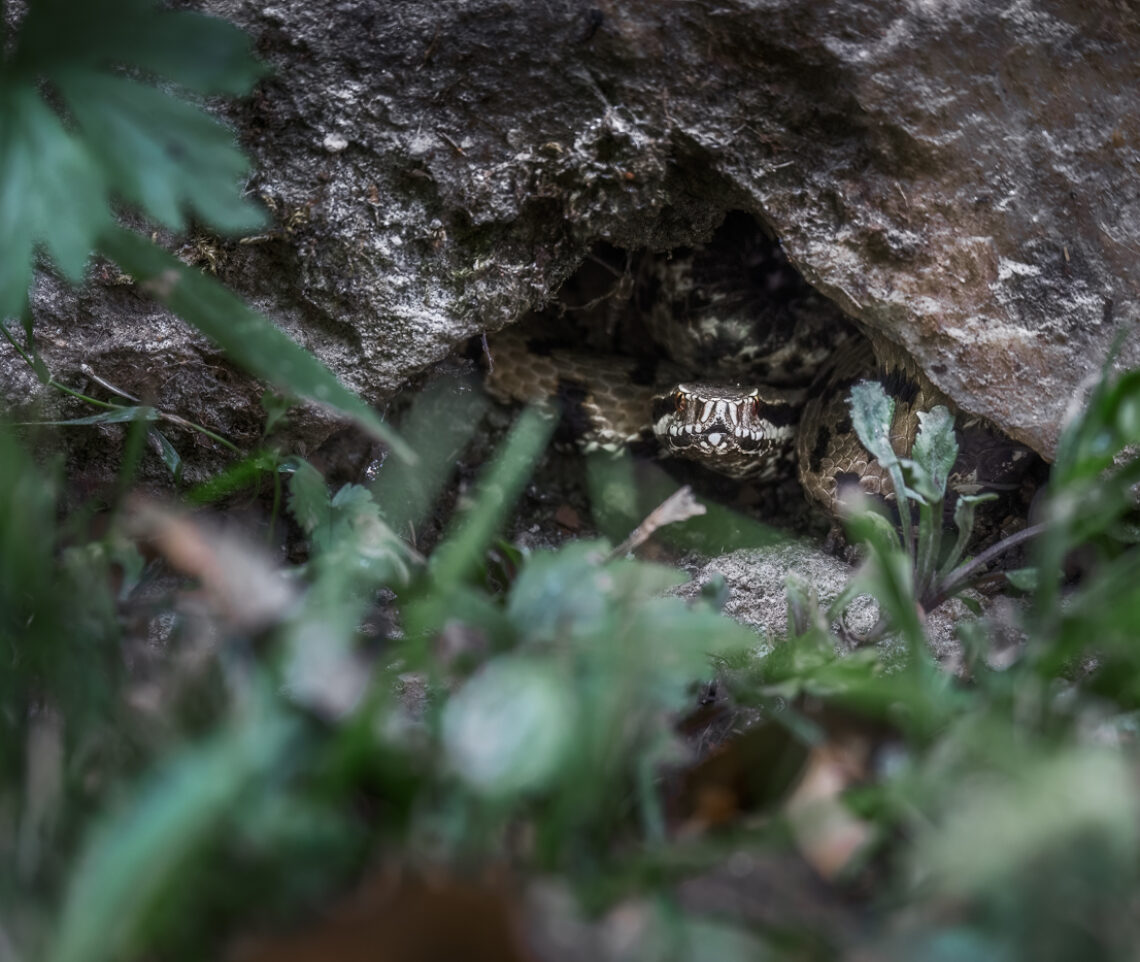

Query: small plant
830;381;1042;646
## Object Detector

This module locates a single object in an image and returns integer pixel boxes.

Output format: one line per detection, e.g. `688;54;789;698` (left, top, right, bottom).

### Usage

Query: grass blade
49;708;295;962
429;406;554;592
97;227;416;464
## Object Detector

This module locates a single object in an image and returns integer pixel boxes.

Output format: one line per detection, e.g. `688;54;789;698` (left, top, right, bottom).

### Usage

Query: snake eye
750;396;762;419
674;391;687;414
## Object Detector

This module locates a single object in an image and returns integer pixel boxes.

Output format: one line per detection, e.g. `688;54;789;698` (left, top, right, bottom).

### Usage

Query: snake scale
484;214;1032;518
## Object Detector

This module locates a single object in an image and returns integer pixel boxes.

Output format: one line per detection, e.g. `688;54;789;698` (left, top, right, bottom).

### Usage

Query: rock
8;0;1139;480
670;542;976;666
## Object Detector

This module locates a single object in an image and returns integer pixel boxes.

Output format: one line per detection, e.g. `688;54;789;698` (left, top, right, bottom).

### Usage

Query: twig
81;363;141;403
607;486;706;560
437;130;466;156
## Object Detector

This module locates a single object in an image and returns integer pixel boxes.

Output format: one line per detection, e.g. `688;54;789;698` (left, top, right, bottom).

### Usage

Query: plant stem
887;461;914;564
3;321;242;454
914;500;941;595
849;522;1049;647
0;320;37;369
46;381;124;410
155;411;242;453
927;522;1048;609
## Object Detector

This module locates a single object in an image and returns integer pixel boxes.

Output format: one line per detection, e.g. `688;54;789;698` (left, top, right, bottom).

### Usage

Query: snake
483;214;1033;517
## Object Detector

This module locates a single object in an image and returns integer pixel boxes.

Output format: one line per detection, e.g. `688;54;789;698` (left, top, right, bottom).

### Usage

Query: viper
483;214;1033;518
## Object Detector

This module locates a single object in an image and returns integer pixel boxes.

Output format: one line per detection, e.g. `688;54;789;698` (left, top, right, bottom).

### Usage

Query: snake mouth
659;419;787;447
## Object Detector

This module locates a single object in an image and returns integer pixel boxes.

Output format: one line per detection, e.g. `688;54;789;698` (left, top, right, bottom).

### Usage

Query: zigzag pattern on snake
483;213;1033;517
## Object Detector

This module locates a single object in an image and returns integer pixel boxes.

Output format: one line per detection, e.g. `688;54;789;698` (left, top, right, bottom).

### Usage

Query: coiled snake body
485;217;1031;517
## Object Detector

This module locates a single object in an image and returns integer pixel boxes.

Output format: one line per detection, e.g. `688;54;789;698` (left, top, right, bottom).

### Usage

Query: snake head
650;383;802;480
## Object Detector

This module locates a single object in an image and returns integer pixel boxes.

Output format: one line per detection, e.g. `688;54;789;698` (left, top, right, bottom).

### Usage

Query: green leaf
1004;568;1039;592
911;405;959;495
295;475;420;594
913;499;942;596
402;584;516;657
1046;552;1140;658
843;501;903;548
29;343;51;383
285;459;331;535
849;380;897;466
869;551;922;643
58;73;263;233
101;10;264;94
12;0;260;94
373;374;489;536
940;492;998;579
849;380;914;555
429;406;555;591
9;306;53;383
443;657;577;798
0;87;110;311
958;595;983;615
898;457;939;506
916;747;1139;896
0;429;57;626
699;571;730;612
97;228;415;462
1;0;267;317
148;428;183;480
625;598;757;698
1053;366;1140;486
260;390;293;436
506;540;617;644
845;508;926;654
0;2;406;467
900;406;957;508
32;406;158;426
185;450;280;504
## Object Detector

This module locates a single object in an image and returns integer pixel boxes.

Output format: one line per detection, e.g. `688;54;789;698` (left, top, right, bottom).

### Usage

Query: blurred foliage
1;350;1140;960
4;2;1140;960
0;0;410;457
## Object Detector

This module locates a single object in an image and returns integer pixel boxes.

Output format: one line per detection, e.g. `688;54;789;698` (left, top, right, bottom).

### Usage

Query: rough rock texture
670;543;976;665
7;0;1140;475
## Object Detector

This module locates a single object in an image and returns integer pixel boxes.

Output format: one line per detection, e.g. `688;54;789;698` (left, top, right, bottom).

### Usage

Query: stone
8;0;1139;480
669;542;975;666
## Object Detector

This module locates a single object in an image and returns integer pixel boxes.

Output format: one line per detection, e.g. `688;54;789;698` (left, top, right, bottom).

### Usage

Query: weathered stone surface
669;542;974;665
7;0;1140;475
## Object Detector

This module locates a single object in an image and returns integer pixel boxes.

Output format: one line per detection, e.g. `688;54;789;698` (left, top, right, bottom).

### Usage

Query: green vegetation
0;0;411;459
3;349;1140;960
4;2;1140;960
